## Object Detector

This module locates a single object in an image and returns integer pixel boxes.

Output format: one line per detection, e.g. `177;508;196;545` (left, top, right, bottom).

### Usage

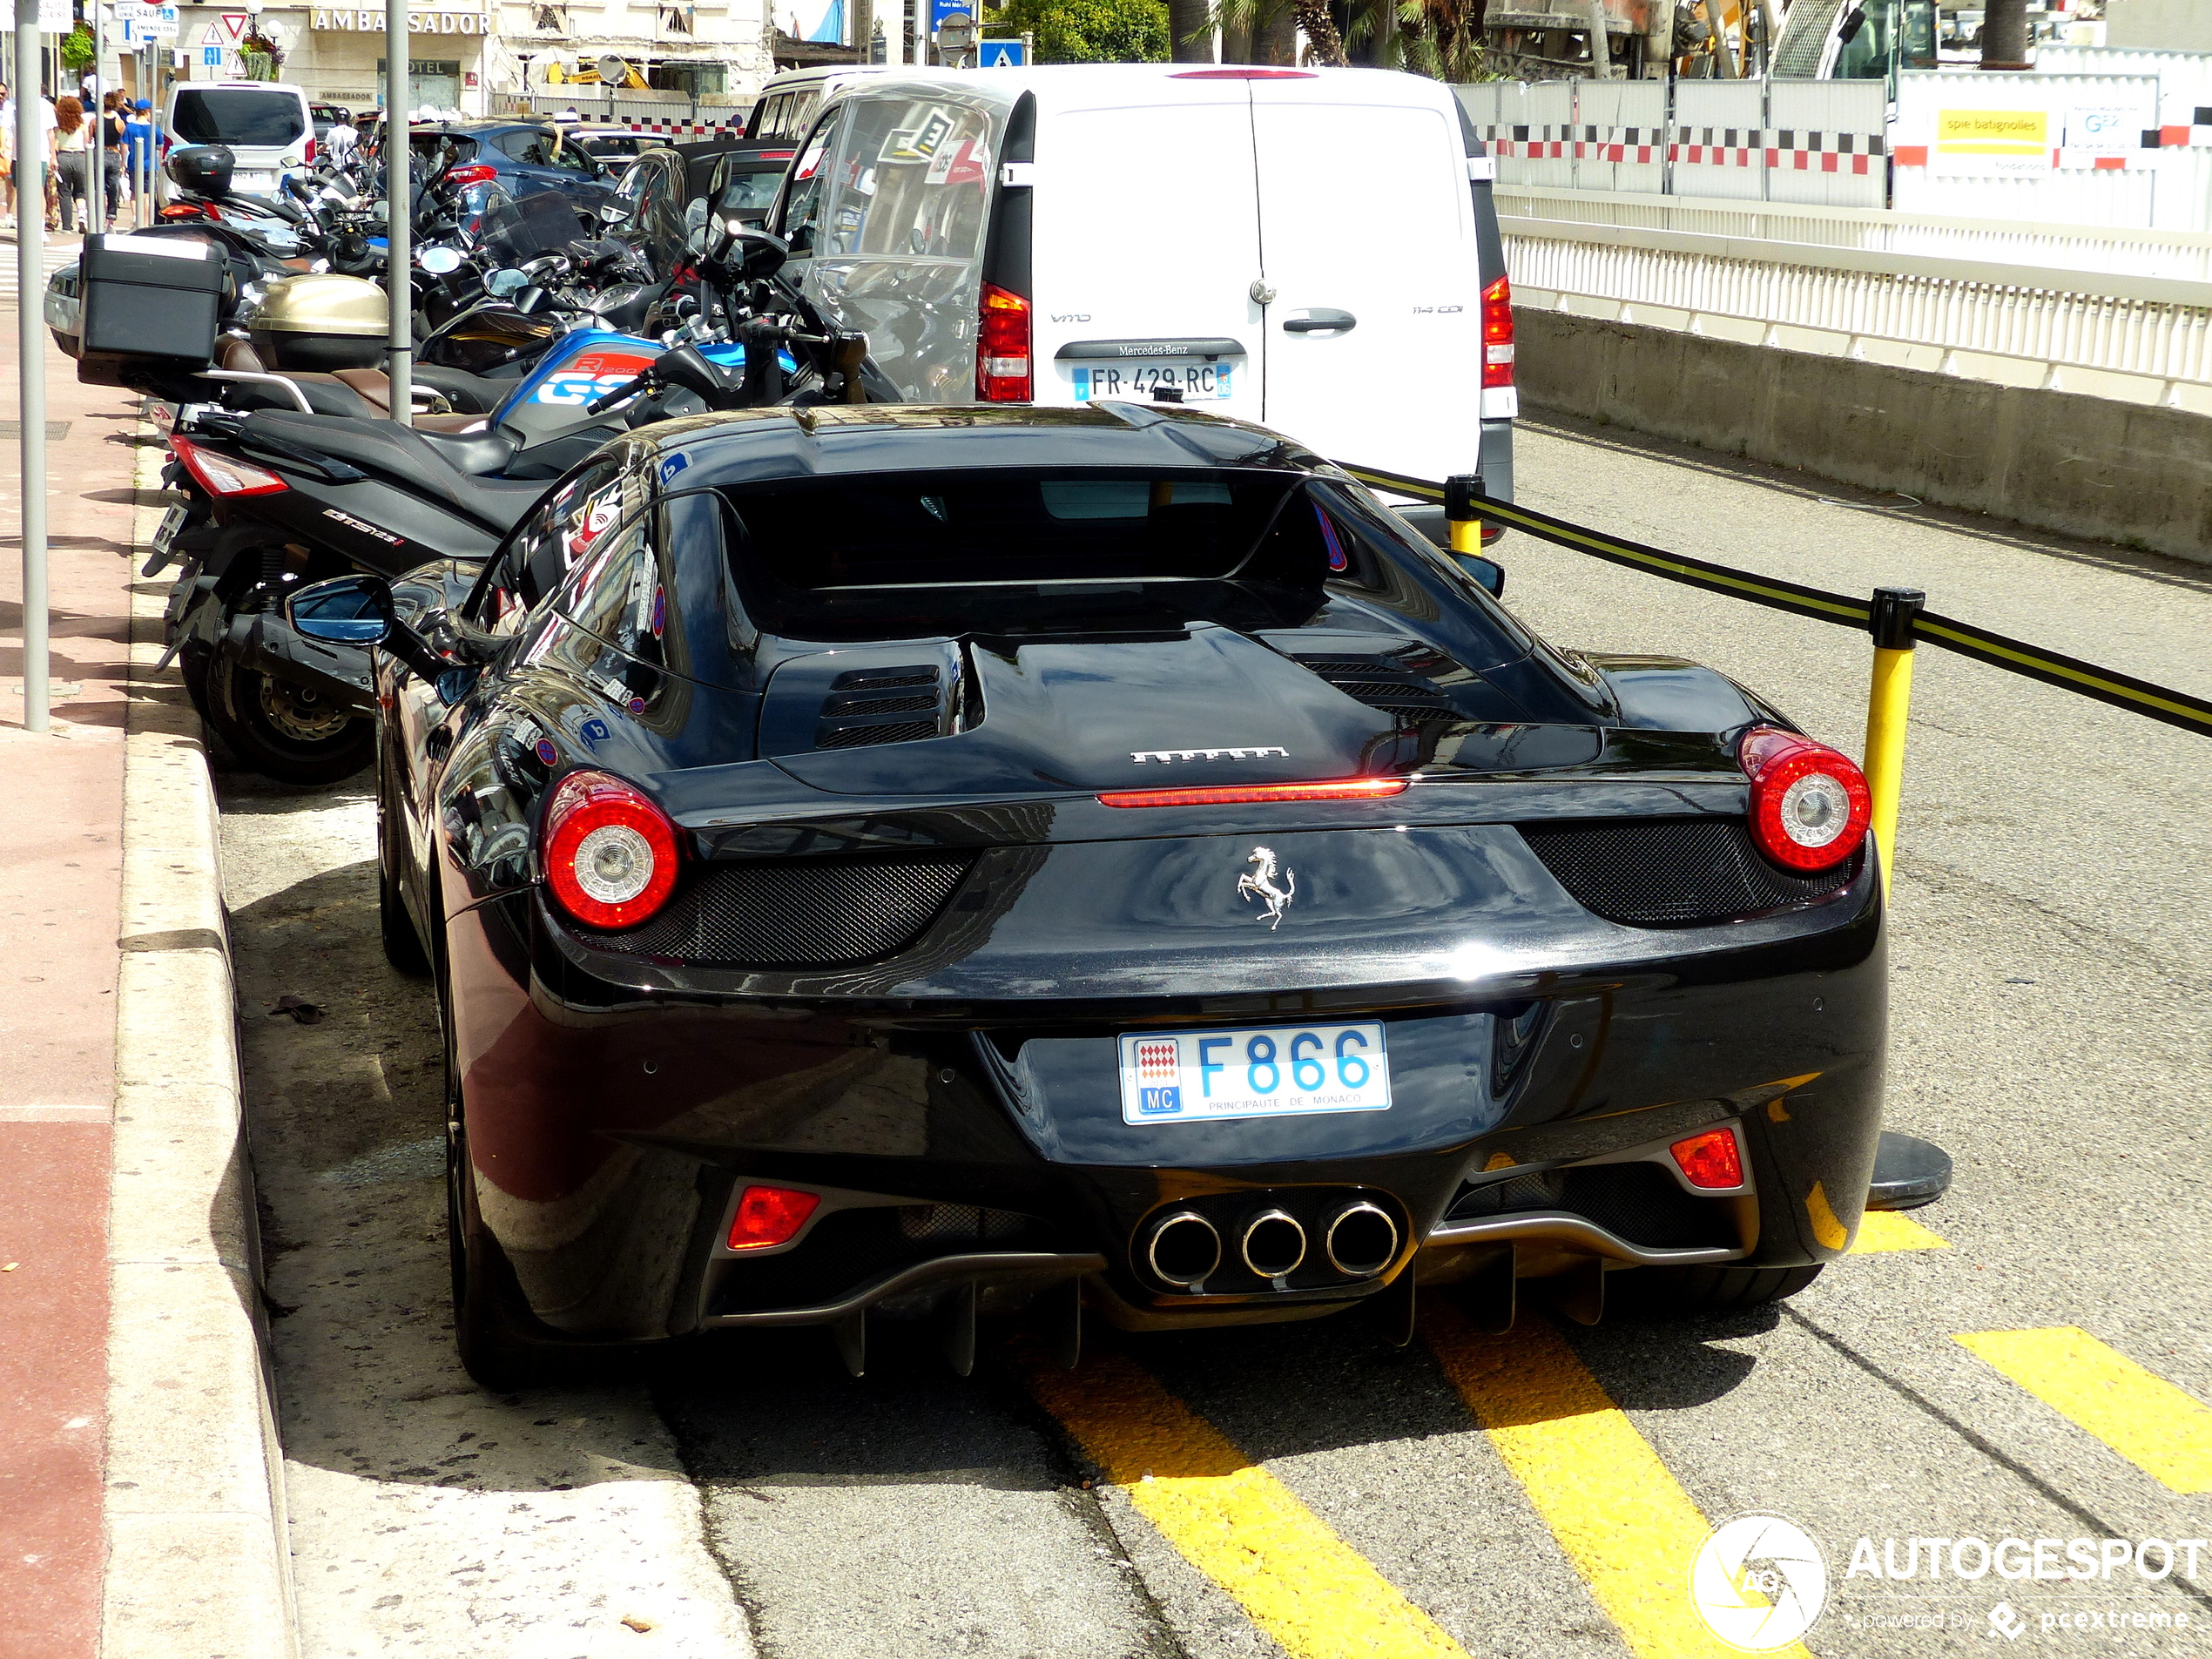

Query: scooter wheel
205;652;374;786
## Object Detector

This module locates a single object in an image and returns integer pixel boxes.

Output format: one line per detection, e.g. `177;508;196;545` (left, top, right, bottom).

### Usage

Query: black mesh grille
814;664;947;751
1291;654;1458;725
1446;1163;1737;1251
580;853;974;968
1519;818;1858;927
708;1204;1049;1314
818;718;939;749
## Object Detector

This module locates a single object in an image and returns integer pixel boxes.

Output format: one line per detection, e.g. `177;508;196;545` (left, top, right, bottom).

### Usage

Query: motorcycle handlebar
586;370;652;415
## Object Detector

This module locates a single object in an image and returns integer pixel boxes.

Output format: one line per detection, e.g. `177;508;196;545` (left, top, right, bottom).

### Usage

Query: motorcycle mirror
286;574;395;644
371;200;390;225
485;267;529;297
598;201;628;226
419;246;463;275
685;224;711;260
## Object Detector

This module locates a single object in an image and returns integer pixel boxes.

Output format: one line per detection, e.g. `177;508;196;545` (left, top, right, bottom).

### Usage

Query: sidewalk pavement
0;282;290;1659
0;275;140;1659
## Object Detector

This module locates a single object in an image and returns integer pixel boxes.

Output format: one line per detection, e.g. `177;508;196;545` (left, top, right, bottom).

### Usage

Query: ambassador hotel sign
311;4;489;30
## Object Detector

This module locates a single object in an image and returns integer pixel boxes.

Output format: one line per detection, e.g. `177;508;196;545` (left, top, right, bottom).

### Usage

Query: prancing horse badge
1237;846;1295;930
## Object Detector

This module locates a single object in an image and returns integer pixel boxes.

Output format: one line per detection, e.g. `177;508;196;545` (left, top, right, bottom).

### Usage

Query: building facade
165;0;770;118
2103;0;2212;52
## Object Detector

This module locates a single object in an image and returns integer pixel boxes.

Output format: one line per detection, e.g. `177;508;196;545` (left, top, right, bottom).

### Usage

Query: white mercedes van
164;81;315;199
768;64;1515;519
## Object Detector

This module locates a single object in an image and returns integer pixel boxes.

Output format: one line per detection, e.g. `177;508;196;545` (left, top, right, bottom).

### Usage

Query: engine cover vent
1291;653;1458;725
816;664;946;750
1519;818;1860;927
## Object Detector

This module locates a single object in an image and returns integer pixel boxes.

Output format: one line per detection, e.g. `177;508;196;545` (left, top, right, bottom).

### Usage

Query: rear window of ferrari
715;469;1530;656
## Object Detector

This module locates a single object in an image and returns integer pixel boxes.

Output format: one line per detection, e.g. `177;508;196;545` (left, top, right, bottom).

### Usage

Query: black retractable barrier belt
1341;464;2212;741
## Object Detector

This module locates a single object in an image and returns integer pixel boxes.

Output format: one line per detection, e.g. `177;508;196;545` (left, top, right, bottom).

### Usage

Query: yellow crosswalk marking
1954;1326;2212;1494
1423;1303;1811;1659
1015;1341;1469;1659
1850;1211;1949;1253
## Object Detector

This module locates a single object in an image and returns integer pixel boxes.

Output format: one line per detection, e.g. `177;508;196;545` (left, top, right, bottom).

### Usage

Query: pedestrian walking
0;80;13;232
99;91;126;228
125;98;154;220
54;95;89;233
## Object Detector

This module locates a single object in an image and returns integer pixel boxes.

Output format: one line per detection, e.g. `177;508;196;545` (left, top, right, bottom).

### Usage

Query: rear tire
1633;1264;1824;1315
205;652;374;786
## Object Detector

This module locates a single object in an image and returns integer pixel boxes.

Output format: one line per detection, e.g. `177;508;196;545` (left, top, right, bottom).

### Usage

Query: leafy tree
988;0;1170;61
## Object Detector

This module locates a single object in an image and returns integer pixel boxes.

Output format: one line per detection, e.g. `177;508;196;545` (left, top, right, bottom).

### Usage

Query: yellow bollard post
1862;587;1924;904
1445;473;1485;555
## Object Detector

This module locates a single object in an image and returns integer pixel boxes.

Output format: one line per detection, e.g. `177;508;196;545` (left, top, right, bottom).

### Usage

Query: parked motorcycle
152;230;883;783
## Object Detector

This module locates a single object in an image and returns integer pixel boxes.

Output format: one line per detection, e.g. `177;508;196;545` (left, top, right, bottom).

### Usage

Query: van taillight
1482;275;1514;389
978;282;1031;401
306;136;317;163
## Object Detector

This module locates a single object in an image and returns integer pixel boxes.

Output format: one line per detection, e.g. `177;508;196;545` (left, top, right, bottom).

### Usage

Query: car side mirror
1453;553;1506;599
286;573;394;643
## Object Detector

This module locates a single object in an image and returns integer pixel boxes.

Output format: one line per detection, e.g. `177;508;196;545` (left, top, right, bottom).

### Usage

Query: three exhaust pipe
1143;1198;1400;1291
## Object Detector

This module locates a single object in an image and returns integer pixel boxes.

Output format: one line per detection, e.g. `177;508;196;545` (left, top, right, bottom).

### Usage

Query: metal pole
1863;587;1924;904
17;0;49;732
86;1;102;232
383;0;409;425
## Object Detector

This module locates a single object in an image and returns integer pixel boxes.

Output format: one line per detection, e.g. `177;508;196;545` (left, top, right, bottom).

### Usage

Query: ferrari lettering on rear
1130;745;1289;763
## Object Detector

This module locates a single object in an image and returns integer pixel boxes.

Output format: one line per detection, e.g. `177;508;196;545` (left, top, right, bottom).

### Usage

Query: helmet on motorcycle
165;144;235;198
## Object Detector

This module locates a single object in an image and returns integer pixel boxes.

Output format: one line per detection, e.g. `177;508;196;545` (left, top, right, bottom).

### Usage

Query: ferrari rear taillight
1098;778;1410;809
445;162;497;185
726;1185;820;1251
542;770;681;929
977;282;1031;401
1738;725;1871;873
1481;275;1514;389
167;435;287;497
1669;1128;1743;1190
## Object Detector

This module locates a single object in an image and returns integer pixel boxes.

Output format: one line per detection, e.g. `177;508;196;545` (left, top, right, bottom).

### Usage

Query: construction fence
1458;46;2212;234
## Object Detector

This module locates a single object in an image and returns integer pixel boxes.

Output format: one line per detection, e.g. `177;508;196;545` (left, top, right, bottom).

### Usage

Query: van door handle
1283;309;1356;335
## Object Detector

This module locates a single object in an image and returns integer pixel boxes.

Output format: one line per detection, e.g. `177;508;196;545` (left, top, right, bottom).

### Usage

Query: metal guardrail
1497;192;2212;413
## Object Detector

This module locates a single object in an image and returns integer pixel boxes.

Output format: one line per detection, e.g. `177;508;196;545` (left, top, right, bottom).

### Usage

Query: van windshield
172;88;305;147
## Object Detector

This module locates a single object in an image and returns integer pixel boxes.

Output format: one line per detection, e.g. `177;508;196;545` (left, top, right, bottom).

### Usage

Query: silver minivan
768;64;1515;518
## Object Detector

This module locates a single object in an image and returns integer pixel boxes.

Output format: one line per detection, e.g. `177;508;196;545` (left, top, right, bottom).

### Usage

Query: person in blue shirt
124;98;153;213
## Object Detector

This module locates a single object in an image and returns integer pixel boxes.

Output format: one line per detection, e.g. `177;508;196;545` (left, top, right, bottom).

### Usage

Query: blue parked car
408;121;621;219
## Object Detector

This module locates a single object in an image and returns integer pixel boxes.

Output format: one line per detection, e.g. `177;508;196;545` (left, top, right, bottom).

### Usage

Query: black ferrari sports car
292;401;1887;1387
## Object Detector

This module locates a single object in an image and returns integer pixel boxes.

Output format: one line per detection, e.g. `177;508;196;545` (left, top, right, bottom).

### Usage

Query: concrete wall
1515;308;2212;567
2102;0;2212;52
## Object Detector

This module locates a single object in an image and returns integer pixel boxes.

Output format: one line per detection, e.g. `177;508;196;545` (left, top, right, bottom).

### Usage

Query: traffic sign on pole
976;37;1025;64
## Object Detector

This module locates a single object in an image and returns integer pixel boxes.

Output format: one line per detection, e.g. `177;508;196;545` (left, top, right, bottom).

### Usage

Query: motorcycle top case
78;233;225;384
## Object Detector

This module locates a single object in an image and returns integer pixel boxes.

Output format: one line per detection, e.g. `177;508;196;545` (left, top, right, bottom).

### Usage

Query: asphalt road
219;410;2212;1659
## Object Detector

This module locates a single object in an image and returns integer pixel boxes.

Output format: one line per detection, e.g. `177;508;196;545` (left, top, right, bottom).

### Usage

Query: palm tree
1979;0;2030;69
1170;0;1213;60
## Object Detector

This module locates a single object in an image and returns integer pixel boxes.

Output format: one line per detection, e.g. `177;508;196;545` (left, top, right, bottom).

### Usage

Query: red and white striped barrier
1469;122;1886;176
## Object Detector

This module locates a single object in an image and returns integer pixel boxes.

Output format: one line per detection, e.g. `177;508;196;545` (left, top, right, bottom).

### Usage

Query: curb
100;422;300;1658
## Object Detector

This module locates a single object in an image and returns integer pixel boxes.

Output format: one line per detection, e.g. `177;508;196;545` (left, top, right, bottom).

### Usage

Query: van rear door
1246;80;1483;484
1028;90;1264;423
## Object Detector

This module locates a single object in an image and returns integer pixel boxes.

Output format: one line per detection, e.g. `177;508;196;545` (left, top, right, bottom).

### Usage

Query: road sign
118;4;179;39
930;0;965;27
202;43;221;63
199;21;221;44
0;0;77;31
219;10;246;42
977;37;1026;65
